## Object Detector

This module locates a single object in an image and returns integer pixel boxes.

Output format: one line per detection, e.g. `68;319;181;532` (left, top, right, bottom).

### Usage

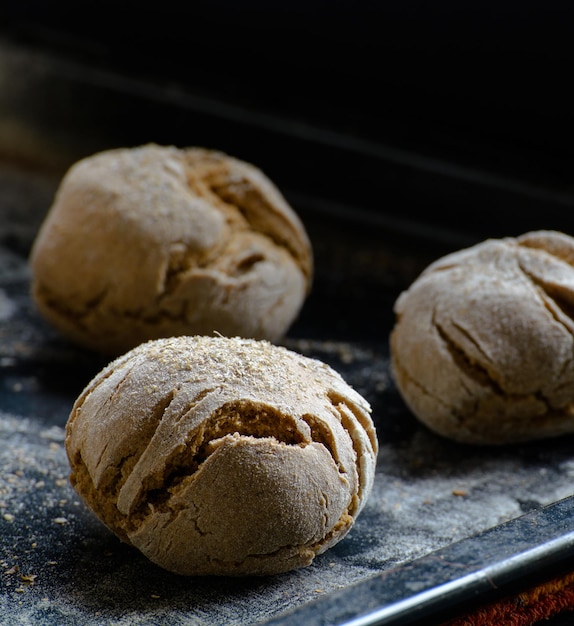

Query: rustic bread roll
391;230;574;445
30;144;312;355
65;335;377;576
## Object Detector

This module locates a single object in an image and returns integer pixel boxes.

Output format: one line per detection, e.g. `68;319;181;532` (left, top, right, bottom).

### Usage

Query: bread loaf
391;230;574;444
30;144;312;355
65;335;378;575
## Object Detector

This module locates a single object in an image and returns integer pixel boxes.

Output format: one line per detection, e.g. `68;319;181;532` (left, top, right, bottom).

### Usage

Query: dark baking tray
2;33;574;625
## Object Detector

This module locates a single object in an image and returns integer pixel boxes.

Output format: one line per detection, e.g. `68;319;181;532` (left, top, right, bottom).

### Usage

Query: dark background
2;2;574;244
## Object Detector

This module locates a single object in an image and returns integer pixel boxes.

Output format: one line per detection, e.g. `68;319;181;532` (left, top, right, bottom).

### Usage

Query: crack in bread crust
128;401;309;527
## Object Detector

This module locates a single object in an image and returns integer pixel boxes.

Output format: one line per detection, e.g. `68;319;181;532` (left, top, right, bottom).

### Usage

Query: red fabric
441;570;574;626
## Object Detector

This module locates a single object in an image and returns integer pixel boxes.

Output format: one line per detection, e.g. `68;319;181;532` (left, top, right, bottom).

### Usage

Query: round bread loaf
391;230;574;445
30;144;312;355
65;335;378;576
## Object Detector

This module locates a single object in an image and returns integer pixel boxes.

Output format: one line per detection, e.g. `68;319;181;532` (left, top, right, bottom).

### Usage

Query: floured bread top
391;230;574;445
30;144;313;355
65;335;378;576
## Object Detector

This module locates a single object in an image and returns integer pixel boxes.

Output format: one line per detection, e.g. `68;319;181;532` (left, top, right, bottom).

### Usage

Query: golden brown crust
65;336;377;576
390;230;574;445
30;144;313;355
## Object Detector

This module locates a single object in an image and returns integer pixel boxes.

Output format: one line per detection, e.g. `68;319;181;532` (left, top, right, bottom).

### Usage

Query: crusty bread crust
30;144;313;355
65;336;377;576
391;230;574;445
